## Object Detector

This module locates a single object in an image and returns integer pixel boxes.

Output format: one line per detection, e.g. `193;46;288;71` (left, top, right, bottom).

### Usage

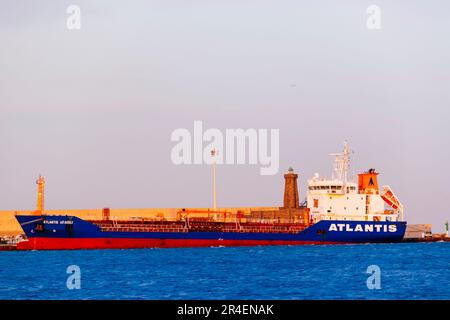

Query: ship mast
330;142;351;191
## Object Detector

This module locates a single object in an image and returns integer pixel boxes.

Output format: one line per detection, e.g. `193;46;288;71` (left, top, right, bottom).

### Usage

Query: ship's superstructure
307;143;403;223
14;143;407;250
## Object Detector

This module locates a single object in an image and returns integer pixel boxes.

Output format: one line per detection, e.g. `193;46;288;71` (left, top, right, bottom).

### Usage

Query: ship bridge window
310;186;325;191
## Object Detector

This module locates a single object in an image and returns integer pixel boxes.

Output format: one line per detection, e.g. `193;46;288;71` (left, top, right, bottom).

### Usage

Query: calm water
0;243;448;300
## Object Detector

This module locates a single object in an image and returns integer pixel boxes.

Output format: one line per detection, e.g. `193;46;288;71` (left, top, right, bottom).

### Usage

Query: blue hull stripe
15;215;407;243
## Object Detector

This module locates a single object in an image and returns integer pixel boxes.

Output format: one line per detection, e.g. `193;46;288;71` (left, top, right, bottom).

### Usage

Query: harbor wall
0;207;279;236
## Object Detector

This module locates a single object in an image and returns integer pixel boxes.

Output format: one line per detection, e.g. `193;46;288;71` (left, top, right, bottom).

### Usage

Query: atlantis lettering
43;220;73;225
328;223;397;233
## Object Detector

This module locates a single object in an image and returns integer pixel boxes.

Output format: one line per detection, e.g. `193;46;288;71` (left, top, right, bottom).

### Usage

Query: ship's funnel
358;169;379;194
283;167;299;208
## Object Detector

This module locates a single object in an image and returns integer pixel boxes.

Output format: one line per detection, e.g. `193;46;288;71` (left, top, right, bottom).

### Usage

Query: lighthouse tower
283;167;299;208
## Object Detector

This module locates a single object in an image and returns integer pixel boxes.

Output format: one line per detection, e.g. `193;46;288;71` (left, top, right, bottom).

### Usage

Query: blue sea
0;243;448;300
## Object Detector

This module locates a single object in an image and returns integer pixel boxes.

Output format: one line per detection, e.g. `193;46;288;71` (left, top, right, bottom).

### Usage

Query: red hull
17;237;342;250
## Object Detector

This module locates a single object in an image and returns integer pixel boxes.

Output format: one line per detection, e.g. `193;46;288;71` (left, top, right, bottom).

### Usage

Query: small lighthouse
445;221;449;238
35;175;45;215
283;167;299;208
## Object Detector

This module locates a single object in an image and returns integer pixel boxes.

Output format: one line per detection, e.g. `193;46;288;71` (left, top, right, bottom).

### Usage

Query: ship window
331;186;337;190
337;186;342;190
344;207;346;210
356;207;359;210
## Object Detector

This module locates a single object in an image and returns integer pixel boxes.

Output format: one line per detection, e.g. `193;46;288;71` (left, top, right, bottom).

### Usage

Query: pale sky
1;1;449;231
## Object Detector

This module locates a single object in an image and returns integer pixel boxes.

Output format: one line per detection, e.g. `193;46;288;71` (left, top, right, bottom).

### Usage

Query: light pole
211;149;217;217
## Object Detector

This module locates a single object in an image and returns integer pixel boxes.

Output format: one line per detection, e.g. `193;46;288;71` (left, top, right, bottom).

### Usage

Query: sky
0;1;449;231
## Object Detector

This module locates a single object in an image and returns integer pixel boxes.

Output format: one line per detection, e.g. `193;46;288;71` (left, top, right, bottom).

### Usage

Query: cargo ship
15;143;407;250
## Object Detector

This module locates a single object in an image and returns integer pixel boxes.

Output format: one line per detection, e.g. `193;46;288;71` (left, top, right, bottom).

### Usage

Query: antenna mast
330;142;351;186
